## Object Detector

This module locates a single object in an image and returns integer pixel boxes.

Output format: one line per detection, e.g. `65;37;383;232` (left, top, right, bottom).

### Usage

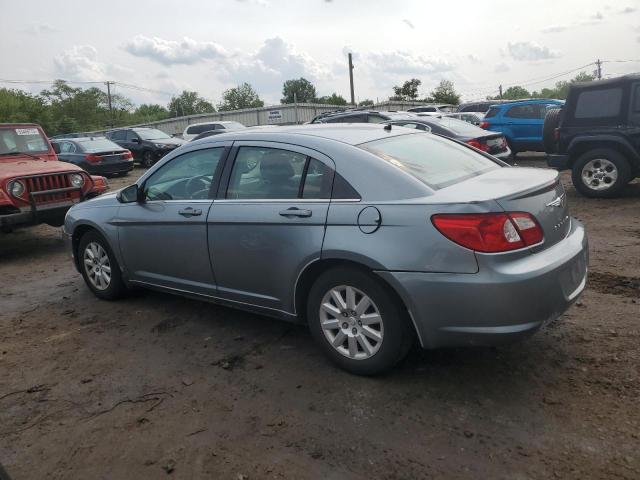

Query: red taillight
431;212;543;253
122;150;133;160
85;154;102;164
479;121;489;129
467;139;490;152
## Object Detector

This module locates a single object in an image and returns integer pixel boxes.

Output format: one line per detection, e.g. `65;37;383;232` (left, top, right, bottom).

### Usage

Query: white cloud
619;6;636;14
541;24;568;33
53;45;106;81
507;41;560;61
467;54;481;64
363;51;455;75
402;19;415;29
494;62;510;73
124;35;229;66
235;0;270;5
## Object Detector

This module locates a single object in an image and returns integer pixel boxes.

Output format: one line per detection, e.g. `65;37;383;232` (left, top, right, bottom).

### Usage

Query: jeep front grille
24;174;79;204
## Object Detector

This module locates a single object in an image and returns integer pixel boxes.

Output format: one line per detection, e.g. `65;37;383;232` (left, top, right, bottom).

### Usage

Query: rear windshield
359;133;499;190
77;138;123;152
484;107;499;118
0;127;49;155
433;117;485;136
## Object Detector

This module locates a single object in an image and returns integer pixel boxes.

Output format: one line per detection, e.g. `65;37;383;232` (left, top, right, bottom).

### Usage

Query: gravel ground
1;157;638;480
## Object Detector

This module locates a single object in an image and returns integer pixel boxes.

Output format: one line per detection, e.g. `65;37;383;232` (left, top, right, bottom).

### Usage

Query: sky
1;0;639;107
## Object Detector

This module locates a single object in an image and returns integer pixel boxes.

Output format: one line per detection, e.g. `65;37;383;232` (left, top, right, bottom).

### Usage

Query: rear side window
506;104;539;119
226;147;333;200
458;104;476;112
186;124;215;135
484;107;499;118
575;88;623;118
359;133;499;190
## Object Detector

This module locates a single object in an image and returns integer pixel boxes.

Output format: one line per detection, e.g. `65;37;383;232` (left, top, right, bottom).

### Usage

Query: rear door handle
279;207;312;218
178;207;202;217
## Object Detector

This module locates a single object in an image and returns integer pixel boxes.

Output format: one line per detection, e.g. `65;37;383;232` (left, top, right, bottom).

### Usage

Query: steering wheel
184;175;211;199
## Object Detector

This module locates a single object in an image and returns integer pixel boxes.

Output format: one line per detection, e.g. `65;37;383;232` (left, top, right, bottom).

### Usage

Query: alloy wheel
319;285;384;360
83;242;111;290
581;158;618;191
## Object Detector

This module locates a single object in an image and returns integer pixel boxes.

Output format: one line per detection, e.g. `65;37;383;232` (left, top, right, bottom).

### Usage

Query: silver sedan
64;125;588;375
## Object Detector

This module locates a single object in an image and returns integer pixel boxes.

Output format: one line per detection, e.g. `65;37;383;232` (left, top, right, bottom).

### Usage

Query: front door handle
279;207;312;218
178;207;202;217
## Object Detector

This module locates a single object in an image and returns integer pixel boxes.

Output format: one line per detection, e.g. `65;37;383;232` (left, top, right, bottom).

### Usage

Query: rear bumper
547;154;570;170
85;160;134;175
377;219;588;349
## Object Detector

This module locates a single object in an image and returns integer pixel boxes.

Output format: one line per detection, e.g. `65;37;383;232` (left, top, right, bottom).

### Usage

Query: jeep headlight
9;180;25;197
70;173;84;188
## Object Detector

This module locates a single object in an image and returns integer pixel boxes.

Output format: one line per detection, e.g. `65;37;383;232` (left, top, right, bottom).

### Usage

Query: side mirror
131;138;140;143
51;143;61;154
117;184;143;203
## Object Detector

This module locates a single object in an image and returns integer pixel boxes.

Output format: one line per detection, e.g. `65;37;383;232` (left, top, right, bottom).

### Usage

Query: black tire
307;266;414;375
506;138;518;156
571;148;632;198
543;108;562;154
141;150;155;168
77;230;126;300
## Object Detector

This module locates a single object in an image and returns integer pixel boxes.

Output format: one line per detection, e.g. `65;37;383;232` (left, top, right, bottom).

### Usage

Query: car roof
570;73;640;90
192;123;416;146
186;121;239;127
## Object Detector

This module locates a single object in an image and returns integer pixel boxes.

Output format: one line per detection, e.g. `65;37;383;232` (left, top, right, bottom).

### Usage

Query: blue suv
480;99;564;154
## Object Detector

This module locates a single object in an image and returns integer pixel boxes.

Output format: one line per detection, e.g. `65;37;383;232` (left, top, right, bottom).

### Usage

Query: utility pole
499;84;503;99
105;81;114;127
595;59;602;80
348;53;355;106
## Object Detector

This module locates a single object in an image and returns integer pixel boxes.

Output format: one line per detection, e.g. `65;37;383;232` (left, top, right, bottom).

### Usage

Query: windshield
359;133;499;190
0;127;49;155
137;129;171;140
77;138;124;152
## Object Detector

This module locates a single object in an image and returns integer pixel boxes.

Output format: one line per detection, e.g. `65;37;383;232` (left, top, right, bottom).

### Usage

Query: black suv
544;74;640;197
105;127;186;168
309;110;415;124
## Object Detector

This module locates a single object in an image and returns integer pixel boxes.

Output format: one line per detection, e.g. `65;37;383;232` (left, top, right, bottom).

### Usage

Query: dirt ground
1;157;639;480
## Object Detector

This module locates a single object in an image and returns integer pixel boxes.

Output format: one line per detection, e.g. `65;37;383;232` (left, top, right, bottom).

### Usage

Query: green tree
358;99;374;107
218;83;264;111
0;88;54;134
499;86;531;100
428;80;460;105
132;104;170;123
168;90;215;117
316;93;348;106
281;78;317;104
391;78;421;101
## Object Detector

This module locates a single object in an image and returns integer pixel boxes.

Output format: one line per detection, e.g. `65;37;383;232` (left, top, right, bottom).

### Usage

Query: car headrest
260;151;295;183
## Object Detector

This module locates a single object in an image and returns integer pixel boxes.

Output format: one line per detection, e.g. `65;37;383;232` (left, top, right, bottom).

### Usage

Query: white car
182;121;245;142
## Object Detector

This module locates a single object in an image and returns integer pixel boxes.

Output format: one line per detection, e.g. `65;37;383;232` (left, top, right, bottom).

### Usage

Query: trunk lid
431;167;571;251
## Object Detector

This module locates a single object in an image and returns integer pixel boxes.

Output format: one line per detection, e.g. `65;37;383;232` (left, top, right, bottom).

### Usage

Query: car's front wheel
78;230;126;300
141;150;155;168
307;266;414;375
572;148;631;198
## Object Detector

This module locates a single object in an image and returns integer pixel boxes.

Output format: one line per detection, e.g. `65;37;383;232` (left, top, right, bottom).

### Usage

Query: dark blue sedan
52;137;134;176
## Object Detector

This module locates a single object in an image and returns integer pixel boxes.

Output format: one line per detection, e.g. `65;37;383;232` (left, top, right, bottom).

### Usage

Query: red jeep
0;123;108;232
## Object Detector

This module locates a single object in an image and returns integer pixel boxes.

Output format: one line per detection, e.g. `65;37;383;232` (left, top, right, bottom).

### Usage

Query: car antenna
383;124;392;131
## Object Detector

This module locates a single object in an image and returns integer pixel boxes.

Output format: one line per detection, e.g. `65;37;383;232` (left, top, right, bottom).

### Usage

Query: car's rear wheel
141;150;155;168
78;230;126;300
572;148;631;198
307;266;414;375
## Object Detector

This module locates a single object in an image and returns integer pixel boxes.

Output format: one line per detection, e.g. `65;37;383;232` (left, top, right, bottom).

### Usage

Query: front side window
125;130;138;142
575;88;623;119
226;147;333;200
110;130;125;141
143;148;224;201
359;133;499;190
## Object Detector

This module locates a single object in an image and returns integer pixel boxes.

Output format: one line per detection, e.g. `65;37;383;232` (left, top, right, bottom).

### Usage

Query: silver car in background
63;125;588;375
